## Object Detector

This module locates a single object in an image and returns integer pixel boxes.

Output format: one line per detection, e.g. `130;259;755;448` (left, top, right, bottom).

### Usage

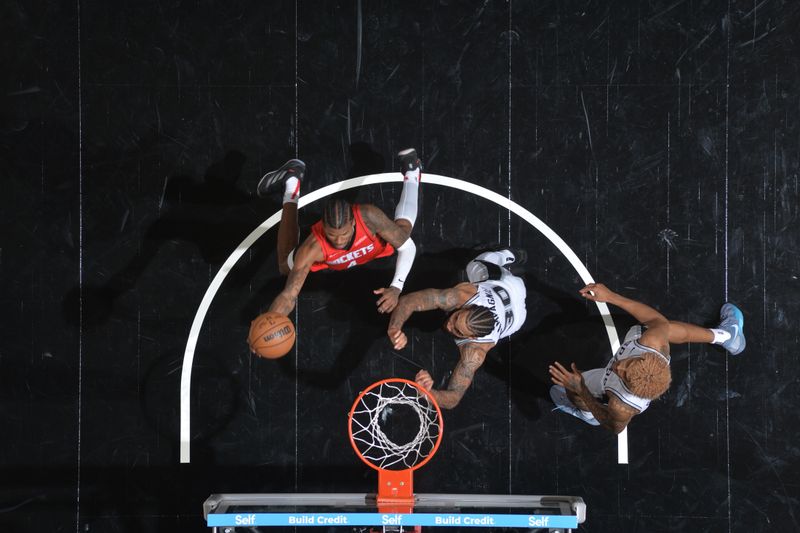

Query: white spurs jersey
455;270;527;346
600;325;670;413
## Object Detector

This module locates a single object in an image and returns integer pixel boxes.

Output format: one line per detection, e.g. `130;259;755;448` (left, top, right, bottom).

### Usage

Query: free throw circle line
179;173;623;463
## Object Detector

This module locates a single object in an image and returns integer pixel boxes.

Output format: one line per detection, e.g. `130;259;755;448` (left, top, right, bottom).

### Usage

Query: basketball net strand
350;382;441;470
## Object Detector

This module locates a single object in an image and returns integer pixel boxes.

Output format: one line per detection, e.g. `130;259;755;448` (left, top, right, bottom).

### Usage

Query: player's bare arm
582;283;672;353
361;204;417;314
387;284;475;349
549;361;638;434
580;283;670;330
268;236;324;316
421;342;492;409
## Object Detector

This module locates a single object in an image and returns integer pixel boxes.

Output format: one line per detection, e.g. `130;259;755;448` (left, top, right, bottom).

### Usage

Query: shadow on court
60;150;284;328
480;275;635;421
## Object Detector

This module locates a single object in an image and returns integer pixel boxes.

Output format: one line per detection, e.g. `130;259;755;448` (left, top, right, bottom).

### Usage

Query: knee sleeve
466;260;504;283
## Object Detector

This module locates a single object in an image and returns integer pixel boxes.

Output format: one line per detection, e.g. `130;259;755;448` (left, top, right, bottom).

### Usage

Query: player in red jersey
257;148;421;316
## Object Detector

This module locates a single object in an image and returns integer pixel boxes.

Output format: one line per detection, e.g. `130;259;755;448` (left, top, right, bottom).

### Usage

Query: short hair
625;353;672;400
463;306;495;338
322;197;352;229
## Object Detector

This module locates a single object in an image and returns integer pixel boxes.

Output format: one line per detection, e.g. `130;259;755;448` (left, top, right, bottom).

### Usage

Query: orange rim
348;377;443;472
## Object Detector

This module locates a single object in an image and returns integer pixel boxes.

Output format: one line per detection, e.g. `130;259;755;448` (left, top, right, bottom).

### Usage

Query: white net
350;380;442;470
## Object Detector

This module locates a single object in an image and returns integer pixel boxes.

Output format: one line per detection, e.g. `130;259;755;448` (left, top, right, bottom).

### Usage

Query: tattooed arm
416;342;494;409
361;204;417;314
549;361;639;433
268;235;324;316
387;283;476;350
360;203;410;249
581;394;639;434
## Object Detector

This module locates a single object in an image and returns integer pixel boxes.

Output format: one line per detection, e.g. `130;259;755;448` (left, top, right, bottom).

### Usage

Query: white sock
710;328;731;344
283;176;300;204
403;166;421;183
394;177;419;226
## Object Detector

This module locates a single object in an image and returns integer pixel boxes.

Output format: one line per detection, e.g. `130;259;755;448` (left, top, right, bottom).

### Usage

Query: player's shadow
409;246;476;290
348;141;386;178
61;150;283;328
272;265;390;388
480;275;634;421
268;245;478;389
314;142;388;208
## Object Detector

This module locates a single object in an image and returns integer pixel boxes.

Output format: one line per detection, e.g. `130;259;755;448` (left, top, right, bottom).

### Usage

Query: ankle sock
283;176;300;204
710;328;732;344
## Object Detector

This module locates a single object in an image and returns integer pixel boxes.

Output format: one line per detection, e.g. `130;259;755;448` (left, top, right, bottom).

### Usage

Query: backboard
203;492;586;532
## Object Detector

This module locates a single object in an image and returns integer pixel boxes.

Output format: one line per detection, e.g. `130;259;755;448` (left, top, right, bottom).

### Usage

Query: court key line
179;173;624;464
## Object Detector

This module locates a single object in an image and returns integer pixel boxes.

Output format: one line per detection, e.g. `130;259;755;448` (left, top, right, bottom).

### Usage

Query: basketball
248;311;295;359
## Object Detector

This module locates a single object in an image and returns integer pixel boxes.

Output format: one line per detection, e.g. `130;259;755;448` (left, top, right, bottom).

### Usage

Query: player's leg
277;203;298;275
473;249;518;267
256;159;305;275
393;148;421;235
667;321;714;344
668;303;746;355
465;248;528;283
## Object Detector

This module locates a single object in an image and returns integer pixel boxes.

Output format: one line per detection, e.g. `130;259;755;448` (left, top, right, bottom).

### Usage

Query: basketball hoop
348;378;443;521
204;380;586;531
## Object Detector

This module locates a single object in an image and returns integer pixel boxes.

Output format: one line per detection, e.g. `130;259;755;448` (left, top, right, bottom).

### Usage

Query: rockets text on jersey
328;243;376;268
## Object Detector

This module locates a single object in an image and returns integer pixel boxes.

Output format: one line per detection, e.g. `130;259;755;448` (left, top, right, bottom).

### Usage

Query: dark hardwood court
3;1;799;531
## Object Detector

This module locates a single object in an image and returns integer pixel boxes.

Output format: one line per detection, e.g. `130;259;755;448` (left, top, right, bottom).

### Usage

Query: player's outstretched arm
580;283;670;352
387;285;471;349
417;342;492;409
268;237;322;316
361;204;417;314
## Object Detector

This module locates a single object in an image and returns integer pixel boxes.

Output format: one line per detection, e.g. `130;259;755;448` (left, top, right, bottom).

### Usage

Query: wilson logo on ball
263;326;292;342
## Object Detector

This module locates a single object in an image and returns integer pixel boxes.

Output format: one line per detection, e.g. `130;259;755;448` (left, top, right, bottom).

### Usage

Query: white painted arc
179;172;624;464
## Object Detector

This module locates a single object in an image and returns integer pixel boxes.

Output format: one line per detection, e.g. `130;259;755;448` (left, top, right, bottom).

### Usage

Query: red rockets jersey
309;204;395;272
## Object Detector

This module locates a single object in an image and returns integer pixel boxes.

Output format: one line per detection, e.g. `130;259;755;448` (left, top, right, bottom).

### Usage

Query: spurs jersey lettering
455;269;527;346
601;325;670;413
310;204;395;272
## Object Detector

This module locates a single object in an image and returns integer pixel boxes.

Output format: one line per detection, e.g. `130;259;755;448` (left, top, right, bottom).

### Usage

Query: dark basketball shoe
256;159;306;198
504;248;528;277
398;148;421;175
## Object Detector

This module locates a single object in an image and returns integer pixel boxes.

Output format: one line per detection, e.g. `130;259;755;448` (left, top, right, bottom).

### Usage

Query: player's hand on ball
415;369;434;391
374;286;401;314
387;326;407;350
579;283;613;302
